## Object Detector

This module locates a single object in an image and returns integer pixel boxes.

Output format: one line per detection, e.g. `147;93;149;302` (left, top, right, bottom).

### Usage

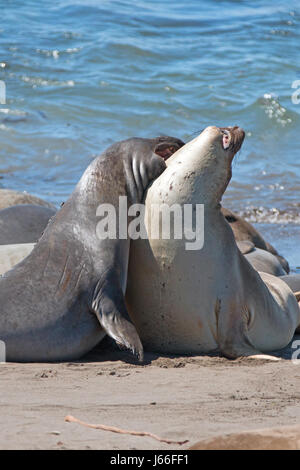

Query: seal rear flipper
217;301;265;359
91;278;144;362
218;302;281;360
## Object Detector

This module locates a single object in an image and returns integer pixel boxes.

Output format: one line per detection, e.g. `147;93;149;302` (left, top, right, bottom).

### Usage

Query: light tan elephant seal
126;126;300;358
0;136;184;362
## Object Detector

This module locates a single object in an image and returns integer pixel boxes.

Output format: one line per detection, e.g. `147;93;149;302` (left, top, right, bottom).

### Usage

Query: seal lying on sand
221;208;289;273
0;205;56;245
236;241;287;277
126;126;300;358
280;274;300;304
0;189;55;211
0;136;184;362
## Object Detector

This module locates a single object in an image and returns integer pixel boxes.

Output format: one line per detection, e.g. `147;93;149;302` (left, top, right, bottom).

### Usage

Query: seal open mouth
220;126;245;154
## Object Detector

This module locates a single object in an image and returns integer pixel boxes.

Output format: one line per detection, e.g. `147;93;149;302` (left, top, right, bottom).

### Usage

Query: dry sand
1;337;300;450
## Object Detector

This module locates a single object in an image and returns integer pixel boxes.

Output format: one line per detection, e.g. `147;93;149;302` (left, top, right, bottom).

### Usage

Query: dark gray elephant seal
0;189;55;211
0;205;56;245
0;136;184;362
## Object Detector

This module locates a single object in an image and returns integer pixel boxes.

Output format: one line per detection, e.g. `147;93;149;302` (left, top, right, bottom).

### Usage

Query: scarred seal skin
126;127;300;358
0;136;184;362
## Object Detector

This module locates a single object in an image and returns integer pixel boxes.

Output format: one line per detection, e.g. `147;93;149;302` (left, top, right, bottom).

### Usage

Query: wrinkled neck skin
57;143;164;266
75;143;159;210
74;155;136;210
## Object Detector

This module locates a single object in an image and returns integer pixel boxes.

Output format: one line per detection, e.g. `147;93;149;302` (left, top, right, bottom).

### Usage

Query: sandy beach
1;338;300;450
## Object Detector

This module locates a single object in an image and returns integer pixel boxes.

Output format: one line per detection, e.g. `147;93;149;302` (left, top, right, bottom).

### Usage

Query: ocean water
0;0;299;268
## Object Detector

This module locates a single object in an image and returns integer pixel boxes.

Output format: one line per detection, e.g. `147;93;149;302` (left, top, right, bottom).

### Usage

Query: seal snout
219;126;245;154
231;126;245;154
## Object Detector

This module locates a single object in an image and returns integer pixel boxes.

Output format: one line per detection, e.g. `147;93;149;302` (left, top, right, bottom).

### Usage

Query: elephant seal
126;126;300;358
236;241;287;276
0;189;55;211
280;274;300;302
0;136;184;362
0;243;35;276
222;207;289;273
0;205;56;245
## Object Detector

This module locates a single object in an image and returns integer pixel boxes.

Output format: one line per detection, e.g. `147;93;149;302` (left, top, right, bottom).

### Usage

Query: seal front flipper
91;273;144;362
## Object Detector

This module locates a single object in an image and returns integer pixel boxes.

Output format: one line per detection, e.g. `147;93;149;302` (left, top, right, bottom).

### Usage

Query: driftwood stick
65;415;189;446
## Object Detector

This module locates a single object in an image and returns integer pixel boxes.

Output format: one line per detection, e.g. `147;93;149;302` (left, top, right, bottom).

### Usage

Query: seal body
126;127;300;357
221;208;289;273
280;274;300;314
0;189;55;211
0;136;184;362
280;274;300;293
0;205;56;245
236;241;287;277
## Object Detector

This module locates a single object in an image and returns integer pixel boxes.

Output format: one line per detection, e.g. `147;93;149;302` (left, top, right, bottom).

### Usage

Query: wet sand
1;338;300;450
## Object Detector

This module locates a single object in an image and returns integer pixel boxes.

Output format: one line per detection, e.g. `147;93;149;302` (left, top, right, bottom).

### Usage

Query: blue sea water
0;0;299;267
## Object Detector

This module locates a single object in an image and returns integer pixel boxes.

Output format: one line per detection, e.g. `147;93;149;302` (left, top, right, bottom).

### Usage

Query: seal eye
155;144;179;160
221;130;231;150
